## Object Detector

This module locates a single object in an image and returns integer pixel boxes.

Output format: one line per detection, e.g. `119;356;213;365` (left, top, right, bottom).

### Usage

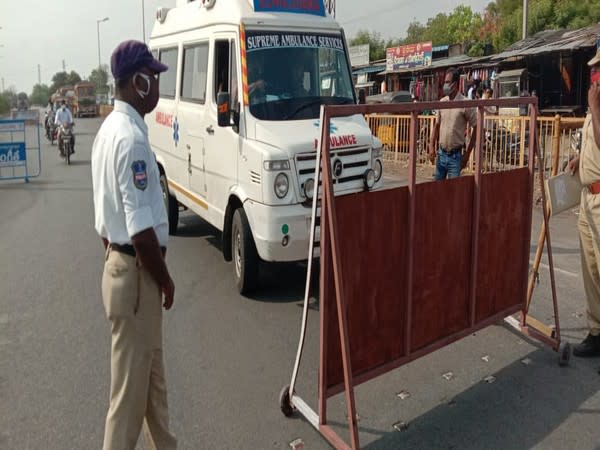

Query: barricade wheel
558;342;571;367
279;385;295;417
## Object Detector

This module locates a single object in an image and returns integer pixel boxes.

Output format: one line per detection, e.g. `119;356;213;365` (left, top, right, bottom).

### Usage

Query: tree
0;93;10;115
405;20;428;44
50;70;82;93
66;70;82;86
50;72;69;93
89;65;110;95
349;30;386;61
30;84;51;106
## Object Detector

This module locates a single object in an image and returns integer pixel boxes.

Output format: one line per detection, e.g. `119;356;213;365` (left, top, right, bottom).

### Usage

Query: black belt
109;243;166;257
440;146;463;154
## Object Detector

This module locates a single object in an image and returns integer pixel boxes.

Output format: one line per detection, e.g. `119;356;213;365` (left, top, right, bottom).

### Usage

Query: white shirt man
54;104;73;126
91;99;168;248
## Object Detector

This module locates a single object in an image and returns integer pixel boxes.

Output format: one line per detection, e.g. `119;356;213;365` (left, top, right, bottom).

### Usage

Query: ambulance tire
160;174;179;235
232;208;259;295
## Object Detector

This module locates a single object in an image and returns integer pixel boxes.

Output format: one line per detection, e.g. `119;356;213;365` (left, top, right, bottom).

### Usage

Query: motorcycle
45;112;57;144
58;123;75;165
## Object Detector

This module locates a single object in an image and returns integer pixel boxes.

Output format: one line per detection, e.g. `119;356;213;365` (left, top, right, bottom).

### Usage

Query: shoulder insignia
131;160;148;190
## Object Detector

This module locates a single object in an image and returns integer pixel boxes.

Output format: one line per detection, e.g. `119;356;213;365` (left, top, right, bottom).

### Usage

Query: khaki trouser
101;249;177;450
578;190;600;336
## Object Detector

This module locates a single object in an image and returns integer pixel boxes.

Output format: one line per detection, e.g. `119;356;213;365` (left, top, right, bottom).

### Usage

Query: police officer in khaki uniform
569;49;600;357
428;68;478;181
91;40;178;449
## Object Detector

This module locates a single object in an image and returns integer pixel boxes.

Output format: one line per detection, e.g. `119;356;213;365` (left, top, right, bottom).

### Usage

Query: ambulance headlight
373;159;383;182
363;169;376;189
264;160;290;171
304;178;315;200
372;146;383;159
274;173;289;198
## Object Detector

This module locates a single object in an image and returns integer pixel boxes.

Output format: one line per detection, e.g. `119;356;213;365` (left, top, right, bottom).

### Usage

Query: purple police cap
110;40;168;80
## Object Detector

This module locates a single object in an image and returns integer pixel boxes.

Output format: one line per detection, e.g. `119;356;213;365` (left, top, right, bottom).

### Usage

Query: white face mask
61;105;66;110
133;73;151;99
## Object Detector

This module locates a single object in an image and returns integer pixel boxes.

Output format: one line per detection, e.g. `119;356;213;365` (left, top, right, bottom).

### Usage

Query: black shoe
573;333;600;358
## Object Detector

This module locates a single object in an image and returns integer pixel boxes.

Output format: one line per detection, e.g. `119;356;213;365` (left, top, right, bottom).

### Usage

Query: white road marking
531;260;579;278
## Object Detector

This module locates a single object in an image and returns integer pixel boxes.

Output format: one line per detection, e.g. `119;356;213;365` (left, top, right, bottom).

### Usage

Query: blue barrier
0;118;42;182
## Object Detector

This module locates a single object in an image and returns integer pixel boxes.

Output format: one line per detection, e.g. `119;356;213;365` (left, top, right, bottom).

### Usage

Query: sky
0;0;489;94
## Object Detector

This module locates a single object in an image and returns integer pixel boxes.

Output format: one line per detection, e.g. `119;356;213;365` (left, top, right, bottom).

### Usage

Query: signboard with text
349;44;370;67
386;41;433;71
253;0;326;16
0;120;25;133
0;142;27;167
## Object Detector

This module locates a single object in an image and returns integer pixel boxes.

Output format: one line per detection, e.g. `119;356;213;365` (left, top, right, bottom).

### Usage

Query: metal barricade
281;97;567;450
367;111;584;176
0;116;42;183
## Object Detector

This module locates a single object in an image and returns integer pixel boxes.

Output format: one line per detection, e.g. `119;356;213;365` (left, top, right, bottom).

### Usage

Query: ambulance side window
214;40;230;101
159;47;179;99
181;43;209;103
229;40;238;108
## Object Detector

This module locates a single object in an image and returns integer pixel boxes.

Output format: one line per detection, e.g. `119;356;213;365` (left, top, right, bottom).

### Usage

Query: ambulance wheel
558;342;571;367
232;208;259;295
279;385;295;417
160;174;178;235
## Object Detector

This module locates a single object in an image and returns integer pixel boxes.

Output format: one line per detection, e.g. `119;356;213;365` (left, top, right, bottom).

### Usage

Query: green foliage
50;70;82;93
89;65;110;95
30;84;51;106
0;93;10;116
352;0;600;61
349;30;386;61
401;6;483;50
50;72;68;93
66;71;82;86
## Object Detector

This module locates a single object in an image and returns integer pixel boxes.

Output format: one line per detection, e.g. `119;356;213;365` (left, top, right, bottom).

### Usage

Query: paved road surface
1;115;599;449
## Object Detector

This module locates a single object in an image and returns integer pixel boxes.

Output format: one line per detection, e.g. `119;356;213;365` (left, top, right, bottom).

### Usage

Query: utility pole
62;60;66;72
142;0;146;42
1;77;4;92
97;17;109;68
522;0;529;40
38;64;41;85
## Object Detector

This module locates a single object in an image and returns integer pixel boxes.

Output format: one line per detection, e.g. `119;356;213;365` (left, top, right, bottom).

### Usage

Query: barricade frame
0;117;42;183
280;97;566;450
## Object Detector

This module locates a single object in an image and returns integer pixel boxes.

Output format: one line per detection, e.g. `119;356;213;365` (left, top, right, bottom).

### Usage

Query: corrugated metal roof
352;64;386;75
491;23;600;61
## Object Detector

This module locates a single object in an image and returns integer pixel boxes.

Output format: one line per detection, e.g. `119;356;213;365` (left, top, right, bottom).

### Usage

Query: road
1;115;599;450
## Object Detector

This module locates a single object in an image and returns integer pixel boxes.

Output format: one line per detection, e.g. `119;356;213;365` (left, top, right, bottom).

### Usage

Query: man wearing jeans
428;68;477;180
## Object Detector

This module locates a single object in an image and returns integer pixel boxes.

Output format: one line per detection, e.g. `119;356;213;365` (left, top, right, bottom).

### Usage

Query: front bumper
243;199;318;262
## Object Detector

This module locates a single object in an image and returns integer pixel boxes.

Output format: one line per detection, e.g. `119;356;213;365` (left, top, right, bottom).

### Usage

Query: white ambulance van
148;0;383;294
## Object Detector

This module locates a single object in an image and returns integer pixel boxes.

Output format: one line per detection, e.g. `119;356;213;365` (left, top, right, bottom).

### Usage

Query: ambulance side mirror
217;92;230;127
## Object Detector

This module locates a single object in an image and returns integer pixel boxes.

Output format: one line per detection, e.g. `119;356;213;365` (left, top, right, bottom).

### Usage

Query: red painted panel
410;177;474;351
322;170;533;391
325;187;409;389
476;168;531;321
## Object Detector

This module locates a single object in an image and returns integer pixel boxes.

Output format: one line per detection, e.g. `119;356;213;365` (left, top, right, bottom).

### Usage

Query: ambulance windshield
245;30;355;120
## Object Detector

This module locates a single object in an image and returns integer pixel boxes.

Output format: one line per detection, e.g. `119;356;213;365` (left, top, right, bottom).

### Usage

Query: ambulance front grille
295;146;370;197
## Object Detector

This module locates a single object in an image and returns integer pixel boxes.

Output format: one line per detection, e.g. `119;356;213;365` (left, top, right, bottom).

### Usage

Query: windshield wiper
284;97;354;120
283;99;323;120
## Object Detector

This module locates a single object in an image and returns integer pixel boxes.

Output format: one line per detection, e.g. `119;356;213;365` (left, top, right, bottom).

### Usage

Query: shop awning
491;23;600;61
352;64;386;75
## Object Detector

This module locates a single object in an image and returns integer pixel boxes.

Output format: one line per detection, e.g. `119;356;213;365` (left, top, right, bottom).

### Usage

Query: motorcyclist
44;99;56;139
54;100;75;156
